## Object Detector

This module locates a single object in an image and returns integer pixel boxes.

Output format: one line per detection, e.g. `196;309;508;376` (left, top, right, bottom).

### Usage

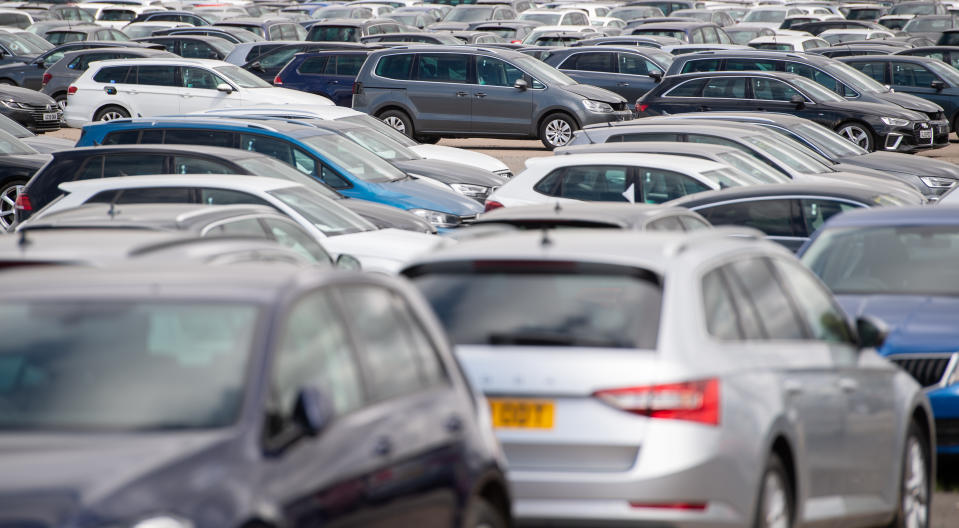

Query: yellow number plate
489;399;555;429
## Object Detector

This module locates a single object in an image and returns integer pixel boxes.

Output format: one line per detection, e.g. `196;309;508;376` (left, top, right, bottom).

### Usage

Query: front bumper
929;385;959;455
580;108;633;127
0;105;60;133
876;121;936;153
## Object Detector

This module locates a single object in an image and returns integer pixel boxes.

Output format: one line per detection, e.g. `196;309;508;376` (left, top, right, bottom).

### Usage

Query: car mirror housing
250;60;264;72
648;71;662;83
334;253;362;271
216;83;234;93
514;78;528;91
931;80;945;91
292;386;332;437
789;94;805;107
855;315;888;350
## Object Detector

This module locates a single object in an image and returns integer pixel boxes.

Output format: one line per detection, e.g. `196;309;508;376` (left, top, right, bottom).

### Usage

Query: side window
728;257;806;340
619;53;661;76
320;164;351;189
783;62;839;93
687;134;741;148
164;129;234;148
206;218;267;237
262;217;330;263
374;53;414;80
93;65;130;83
561;52;615;72
664;78;707;97
892;61;938;87
102;130;140;145
172;156;234;174
639;167;710;204
771;258;854;344
681;59;721;73
554;165;631;201
95;30;113;41
751;77;803;101
113;187;193;204
298;56;328;74
697;199;799;236
181;41;218;59
533;169;562;196
701;77;746;98
616;132;682;142
702;268;742;339
691;28;704;43
239;133;294;165
645;215;685;231
102;154;165;177
849;61;888;84
338;285;445;401
414;53;471;83
800;198;858;235
180;66;221;89
110;29;129;41
336;54;366;75
701;25;719;43
199;188;272;206
292;148;317;176
725;58;779;71
135;65;178;86
476;56;524;86
269;292;365;430
680;215;711;231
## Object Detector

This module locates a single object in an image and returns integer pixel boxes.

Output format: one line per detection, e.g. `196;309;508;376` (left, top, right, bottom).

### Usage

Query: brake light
511;39;522;44
484;200;503;212
636;103;649;113
67;85;77;95
594;378;719;425
352;81;363;95
273;75;282;85
41;73;51;87
14;192;31;212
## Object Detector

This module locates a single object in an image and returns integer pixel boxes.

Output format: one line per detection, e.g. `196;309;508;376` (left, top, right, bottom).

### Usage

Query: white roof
88;57;232;68
59;175;297;194
524;153;727;173
749;33;822;44
819;28;893;36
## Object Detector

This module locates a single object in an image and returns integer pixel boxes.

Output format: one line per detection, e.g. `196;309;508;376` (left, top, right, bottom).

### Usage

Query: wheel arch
93;103;132;120
535;108;581;133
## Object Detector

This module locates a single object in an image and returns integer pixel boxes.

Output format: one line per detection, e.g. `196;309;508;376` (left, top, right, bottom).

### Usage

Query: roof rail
664;226;766;257
138;115;280;132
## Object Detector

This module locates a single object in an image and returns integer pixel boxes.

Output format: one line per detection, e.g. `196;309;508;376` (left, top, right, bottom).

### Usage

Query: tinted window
614;132;682;142
849;61;888;84
374;53;414;79
702;268;741;339
619;53;662;75
783;62;839;93
333;55;366;76
701;76;746;98
681;58;721;73
538;165;630;201
102;154;165;177
181;66;221;89
93;65;130;83
724;58;778;71
751;77;802;101
309;25;358;42
728;257;806;339
414;53;470;82
697;199;799;236
771;258;853;344
135;65;178;86
562;52;615;72
102;130;140;145
639;167;709;204
298;56;328;74
801;198;858;234
113;187;193;204
891;61;938;87
664;78;706;96
172;156;234;174
181;41;219;60
164;129;234;148
239;133;294;165
476;56;524;86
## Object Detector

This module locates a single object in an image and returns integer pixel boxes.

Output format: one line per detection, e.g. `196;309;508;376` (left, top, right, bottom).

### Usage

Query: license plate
489;398;554;429
42;113;57;121
920;129;933;139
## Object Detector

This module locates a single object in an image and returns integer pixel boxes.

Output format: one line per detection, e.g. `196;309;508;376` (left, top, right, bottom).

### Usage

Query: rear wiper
488;331;622;348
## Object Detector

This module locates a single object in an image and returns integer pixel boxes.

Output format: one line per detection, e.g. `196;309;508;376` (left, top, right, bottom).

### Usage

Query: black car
665;181;908;250
152;26;264;44
0;84;60;133
629;21;733;43
896;45;959;69
542;45;671;102
13;144;435;233
789;20;887;35
0;130;47;230
0;40;163;90
666;50;951;147
637;70;934;152
214;16;306;40
130;10;211;26
0;264;512;528
242;42;374;82
133;35;235;60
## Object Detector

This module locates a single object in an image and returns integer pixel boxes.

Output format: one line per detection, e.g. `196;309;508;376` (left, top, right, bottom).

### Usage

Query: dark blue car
274;50;372;106
799;206;959;455
0;265;512;527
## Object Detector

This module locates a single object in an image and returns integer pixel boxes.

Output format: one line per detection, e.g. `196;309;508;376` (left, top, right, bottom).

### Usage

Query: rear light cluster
593;378;719;425
636;103;649;113
67;85;77;95
484;200;503;212
41;73;51;87
352;81;363;95
14;192;30;212
273;75;282;85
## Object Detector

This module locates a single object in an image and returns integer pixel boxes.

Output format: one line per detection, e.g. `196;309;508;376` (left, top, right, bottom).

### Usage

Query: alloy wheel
837;124;872;150
0;183;23;231
902;436;929;528
99;111;127;121
383;115;406;134
545;118;572;147
761;471;789;528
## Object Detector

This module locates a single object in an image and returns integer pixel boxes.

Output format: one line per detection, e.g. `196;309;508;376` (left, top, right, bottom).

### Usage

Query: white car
195;105;514;177
519;8;591;26
740;6;805;28
83;3;165;29
121;21;193;39
24;175;442;273
63;58;333;127
484;153;753;209
748;33;830;51
819;28;896;44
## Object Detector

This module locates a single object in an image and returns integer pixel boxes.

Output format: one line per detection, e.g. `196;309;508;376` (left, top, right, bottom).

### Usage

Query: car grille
915;123;934;144
926;110;946;121
889;354;956;387
936;418;959;447
460;214;477;225
21;103;60;131
610;102;628;112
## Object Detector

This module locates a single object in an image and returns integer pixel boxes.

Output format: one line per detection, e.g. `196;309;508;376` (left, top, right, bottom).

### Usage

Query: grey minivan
351;46;632;149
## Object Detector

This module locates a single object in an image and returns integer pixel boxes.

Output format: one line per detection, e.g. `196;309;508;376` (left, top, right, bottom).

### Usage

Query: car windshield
726;29;761;44
125;24;171;39
0;301;258;431
645;48;675;68
633;29;687;39
743;135;831;174
480;27;518;38
802;225;959;295
269;187;375;235
99;9;136;21
673;10;712;22
411;266;662;348
213;65;271;87
221;23;264;37
340;126;419;161
750;42;794;51
792;76;846;102
0;129;37;155
743;9;787;23
823;61;889;93
925;59;959;85
794;122;868;157
316;7;352;17
609;7;660;20
445;7;494;22
0;33;47;55
301;133;406;182
338;114;419;147
310;25;358;42
892;4;936;15
514;55;575;85
0;114;32;138
822;32;863;44
235;155;342;198
14;32;52;52
701;167;754;187
521;12;561;24
715;151;791;183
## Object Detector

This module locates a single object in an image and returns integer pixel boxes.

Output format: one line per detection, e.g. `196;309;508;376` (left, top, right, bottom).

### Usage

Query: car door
693;198;807;251
407;52;473;134
471;55;532;134
888;60;959;118
695;75;748;112
323;53;368;107
555;51;621;95
748;76;834;128
615;51;664;101
336;284;469;527
536;164;633;202
123;64;182;116
177;65;237;113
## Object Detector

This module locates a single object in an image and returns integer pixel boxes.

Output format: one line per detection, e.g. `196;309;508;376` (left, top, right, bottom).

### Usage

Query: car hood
0;85;56;106
836;294;959;355
369;178;485;216
323;228;441;272
831;98;925;120
2;152;51;170
21;136;74;154
392;159;508;186
339;198;435;233
562;83;627;104
240;86;334;106
840;151;959;181
872;90;944;113
408;144;510;174
0;431;236;524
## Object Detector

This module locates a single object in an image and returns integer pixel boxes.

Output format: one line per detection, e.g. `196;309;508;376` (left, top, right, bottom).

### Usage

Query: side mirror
250;60;265;72
789;94;805;107
931;79;946;91
514;78;528;91
216;83;234;93
292;386;332;437
855;315;888;350
334;253;362;271
648;71;662;83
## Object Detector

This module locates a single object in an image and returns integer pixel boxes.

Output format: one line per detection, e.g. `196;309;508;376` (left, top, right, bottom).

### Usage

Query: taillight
273;75;282;85
636;103;649;113
14;192;31;212
41;72;51;86
484;200;503;212
67;85;77;95
511;39;522;44
593;378;719;425
352;81;362;95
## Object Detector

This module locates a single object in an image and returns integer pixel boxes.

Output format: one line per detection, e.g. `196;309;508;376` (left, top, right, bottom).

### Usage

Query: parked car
891;1;948;17
274;50;371;106
306;18;403;42
0;84;60;133
903;14;959;41
474;200;711;230
484;153;757;210
352;46;631;149
672;8;735;26
792;19;887;35
472;20;542;42
133;35;235;60
896;45;959;69
0;263;512;527
214;16;306;40
636;70;935;152
811;43;911;58
723;23;775;44
799;205;959;457
630;21;733;43
152;25;264;43
541;45;670;102
130;10;211;27
402;227;933;528
0;112;71;153
41;23;129;45
63;58;333;127
747;34;830;51
0;40;162;90
120;21;192;39
223;40;298;66
518;8;589;27
740;6;804;28
431;4;519;30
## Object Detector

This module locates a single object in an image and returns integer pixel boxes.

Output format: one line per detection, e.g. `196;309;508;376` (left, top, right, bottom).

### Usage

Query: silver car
402;228;934;527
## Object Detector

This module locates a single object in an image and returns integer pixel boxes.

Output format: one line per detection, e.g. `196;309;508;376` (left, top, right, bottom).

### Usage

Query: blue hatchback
799;206;959;455
274;50;372;106
77;117;483;228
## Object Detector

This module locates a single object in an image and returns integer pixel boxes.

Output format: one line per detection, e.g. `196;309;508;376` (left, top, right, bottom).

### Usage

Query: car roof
557;140;751;156
370;44;528;58
581;120;767;136
673;49;829;60
51;143;269;159
90;116;337;137
58;174;297;194
646;111;815;126
665;181;892;207
839;54;934;62
524;152;727;172
475;202;701;227
895;45;959;53
750;34;822;43
632;21;716;29
661;70;808;81
24;203;283;232
818;205;959;228
86;57;230;67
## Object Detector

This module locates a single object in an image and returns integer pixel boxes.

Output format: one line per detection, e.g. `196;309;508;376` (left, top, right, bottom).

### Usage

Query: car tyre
0;178;25;232
754;453;793;528
94;105;130;122
887;422;931;528
0;79;14;86
463;497;508;528
417;135;441;144
835;121;874;151
379;109;414;138
53;93;67;112
539;113;576;150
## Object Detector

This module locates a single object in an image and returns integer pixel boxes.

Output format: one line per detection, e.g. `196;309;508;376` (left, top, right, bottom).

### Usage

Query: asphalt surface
46;126;959;526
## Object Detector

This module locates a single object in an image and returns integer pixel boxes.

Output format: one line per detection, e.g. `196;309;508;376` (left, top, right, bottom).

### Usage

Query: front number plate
42;113;57;121
920;129;933;139
489;398;555;429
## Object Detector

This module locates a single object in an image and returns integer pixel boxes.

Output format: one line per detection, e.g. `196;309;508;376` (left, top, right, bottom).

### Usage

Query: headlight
920;176;958;189
408;208;461;228
881;117;911;127
450;183;490;199
582;99;613;113
132;516;194;528
0;99;21;109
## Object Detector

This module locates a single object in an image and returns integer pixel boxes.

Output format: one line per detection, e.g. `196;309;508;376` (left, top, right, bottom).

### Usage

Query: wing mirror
334;253;362;271
514;78;528;91
931;79;946;91
855;315;888;350
292;386;333;437
648;71;663;83
789;94;805;107
249;60;265;72
216;83;234;93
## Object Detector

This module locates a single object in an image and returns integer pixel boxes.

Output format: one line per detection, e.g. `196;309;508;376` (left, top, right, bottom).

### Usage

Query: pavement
45;126;959;526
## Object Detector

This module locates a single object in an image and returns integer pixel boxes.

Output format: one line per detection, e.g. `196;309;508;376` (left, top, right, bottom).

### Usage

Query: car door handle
700;105;711;111
783;379;803;396
456;91;469;97
616;82;630;86
838;377;859;393
373;437;392;457
475;92;487;98
329;80;339;84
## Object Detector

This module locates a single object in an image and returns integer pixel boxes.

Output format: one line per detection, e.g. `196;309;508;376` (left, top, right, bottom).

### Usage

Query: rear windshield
309;25;358;42
409;262;662;348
